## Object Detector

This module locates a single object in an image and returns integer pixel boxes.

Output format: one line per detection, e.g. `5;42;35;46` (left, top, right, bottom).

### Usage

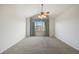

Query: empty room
0;4;79;54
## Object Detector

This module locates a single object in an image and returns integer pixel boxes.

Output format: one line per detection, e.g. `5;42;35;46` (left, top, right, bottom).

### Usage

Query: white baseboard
0;35;26;53
55;35;79;51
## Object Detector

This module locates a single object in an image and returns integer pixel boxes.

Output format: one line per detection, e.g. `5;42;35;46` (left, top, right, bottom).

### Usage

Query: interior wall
26;17;30;37
55;5;79;50
0;5;26;53
49;15;55;37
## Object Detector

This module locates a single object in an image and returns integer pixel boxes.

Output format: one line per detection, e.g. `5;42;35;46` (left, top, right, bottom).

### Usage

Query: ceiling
7;4;73;18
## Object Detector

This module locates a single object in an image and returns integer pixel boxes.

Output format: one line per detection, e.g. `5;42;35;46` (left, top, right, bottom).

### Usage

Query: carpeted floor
2;37;79;54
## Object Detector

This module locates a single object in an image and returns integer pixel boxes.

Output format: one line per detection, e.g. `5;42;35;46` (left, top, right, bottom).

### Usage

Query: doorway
30;19;49;36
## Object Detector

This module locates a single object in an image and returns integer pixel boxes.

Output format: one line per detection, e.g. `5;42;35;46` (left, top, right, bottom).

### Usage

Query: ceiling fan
38;4;49;19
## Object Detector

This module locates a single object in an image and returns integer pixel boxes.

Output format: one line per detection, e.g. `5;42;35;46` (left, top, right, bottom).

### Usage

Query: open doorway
30;19;49;36
34;20;45;36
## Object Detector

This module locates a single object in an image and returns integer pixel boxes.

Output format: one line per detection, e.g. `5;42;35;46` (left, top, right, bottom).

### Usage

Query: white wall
0;5;26;53
26;18;30;37
49;15;55;37
55;5;79;50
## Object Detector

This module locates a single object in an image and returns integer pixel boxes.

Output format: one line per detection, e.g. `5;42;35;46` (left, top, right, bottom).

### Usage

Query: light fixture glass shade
38;14;47;19
43;11;49;16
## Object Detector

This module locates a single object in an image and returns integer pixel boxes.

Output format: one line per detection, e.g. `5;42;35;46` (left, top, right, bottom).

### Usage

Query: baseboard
55;35;79;51
0;35;26;53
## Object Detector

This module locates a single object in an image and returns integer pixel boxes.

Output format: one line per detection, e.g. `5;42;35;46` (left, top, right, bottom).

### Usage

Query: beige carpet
2;37;79;54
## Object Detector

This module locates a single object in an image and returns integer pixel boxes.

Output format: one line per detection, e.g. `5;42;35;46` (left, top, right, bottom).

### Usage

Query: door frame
30;18;49;36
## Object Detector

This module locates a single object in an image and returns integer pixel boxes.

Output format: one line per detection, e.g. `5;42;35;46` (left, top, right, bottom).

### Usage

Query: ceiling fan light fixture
38;14;47;19
38;4;49;19
43;11;49;16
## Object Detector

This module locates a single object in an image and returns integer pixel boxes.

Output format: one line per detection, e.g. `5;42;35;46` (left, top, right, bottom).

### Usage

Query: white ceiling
12;4;72;18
